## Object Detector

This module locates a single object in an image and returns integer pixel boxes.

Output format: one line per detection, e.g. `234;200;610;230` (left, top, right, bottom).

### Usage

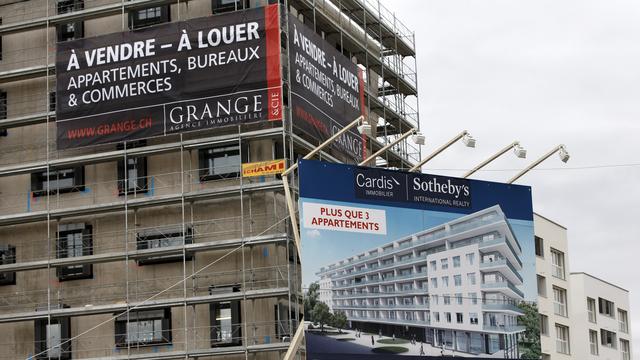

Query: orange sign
242;159;286;177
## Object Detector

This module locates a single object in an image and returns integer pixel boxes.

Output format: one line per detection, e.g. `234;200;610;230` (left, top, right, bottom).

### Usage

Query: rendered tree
311;302;332;333
332;311;348;333
518;302;542;359
304;282;320;320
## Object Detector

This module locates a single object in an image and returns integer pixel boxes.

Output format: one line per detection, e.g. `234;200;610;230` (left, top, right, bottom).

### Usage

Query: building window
430;260;436;271
456;313;463;324
468;292;477;305
49;91;56;112
430;277;437;289
467;272;476;285
454;275;462;287
589;329;598;355
31;167;85;197
212;0;249;14
455;293;462;305
210;286;242;346
618;309;629;333
57;0;84;42
434;312;439;322
0;245;16;286
199;144;248;181
118;155;147;194
539;314;548;336
442;276;449;288
35;316;71;359
57;21;84;42
469;312;478;325
136;226;193;265
600;329;616;349
537;275;547;297
0;90;7;137
550;248;565;279
440;258;448;270
587;297;596;323
535;236;544;257
553;286;567;317
117;142;148;195
466;253;474;265
452;256;460;268
56;223;92;281
621;339;630;360
555;324;570;354
115;309;171;346
445;312;451;323
129;5;170;30
598;297;615;317
0;90;6;120
443;295;450;305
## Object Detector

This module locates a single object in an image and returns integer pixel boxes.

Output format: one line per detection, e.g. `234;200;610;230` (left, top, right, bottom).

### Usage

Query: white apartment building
569;272;632;360
534;213;572;360
318;276;333;312
316;205;526;356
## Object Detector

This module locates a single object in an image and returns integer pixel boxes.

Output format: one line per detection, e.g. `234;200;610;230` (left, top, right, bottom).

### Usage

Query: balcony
348;315;430;326
481;282;524;299
481;303;524;315
449;215;500;236
482;324;526;334
480;258;523;284
479;236;523;268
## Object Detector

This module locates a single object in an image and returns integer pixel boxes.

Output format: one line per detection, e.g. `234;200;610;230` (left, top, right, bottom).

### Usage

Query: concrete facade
569;272;632;360
533;213;572;360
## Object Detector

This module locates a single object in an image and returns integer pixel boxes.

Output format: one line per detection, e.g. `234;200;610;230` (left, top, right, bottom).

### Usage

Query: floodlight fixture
409;130;475;172
513;143;527;159
462;133;476;148
412;132;426;146
358;127;421;166
508;144;570;184
464;141;526;178
559;145;570;163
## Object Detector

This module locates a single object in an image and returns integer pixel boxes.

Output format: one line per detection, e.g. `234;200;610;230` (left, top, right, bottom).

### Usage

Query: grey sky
384;0;640;356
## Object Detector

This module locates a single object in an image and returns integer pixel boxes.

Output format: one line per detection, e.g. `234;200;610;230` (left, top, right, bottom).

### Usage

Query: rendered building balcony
481;282;524;299
482;324;526;334
349;315;430;326
481;302;525;315
479;236;523;268
479;258;523;284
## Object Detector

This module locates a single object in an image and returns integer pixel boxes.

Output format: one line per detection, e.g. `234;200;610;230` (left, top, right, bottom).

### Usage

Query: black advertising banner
56;5;282;149
288;15;367;162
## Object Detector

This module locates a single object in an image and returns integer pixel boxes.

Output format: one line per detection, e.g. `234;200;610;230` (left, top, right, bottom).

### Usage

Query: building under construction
0;0;418;358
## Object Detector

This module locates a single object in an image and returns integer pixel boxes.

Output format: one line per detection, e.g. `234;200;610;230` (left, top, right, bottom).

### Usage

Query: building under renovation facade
0;0;418;359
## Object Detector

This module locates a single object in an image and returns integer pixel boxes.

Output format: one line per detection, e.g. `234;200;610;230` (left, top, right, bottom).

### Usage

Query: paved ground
306;327;508;358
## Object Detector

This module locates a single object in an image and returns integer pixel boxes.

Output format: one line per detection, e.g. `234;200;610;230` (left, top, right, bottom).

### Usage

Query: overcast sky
383;0;640;356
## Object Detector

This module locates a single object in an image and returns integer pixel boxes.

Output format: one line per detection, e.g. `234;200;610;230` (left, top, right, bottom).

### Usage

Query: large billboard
299;160;539;360
288;15;367;163
56;5;282;149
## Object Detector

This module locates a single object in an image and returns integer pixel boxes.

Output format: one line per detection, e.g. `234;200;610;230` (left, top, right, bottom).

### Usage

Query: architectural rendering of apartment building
0;0;419;358
568;272;632;360
316;205;527;356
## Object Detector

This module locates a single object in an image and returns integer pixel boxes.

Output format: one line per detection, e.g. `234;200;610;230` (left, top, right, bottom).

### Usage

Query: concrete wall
569;272;632;360
534;213;572;360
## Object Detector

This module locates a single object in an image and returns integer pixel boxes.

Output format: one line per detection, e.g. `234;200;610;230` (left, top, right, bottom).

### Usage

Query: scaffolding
0;0;419;358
